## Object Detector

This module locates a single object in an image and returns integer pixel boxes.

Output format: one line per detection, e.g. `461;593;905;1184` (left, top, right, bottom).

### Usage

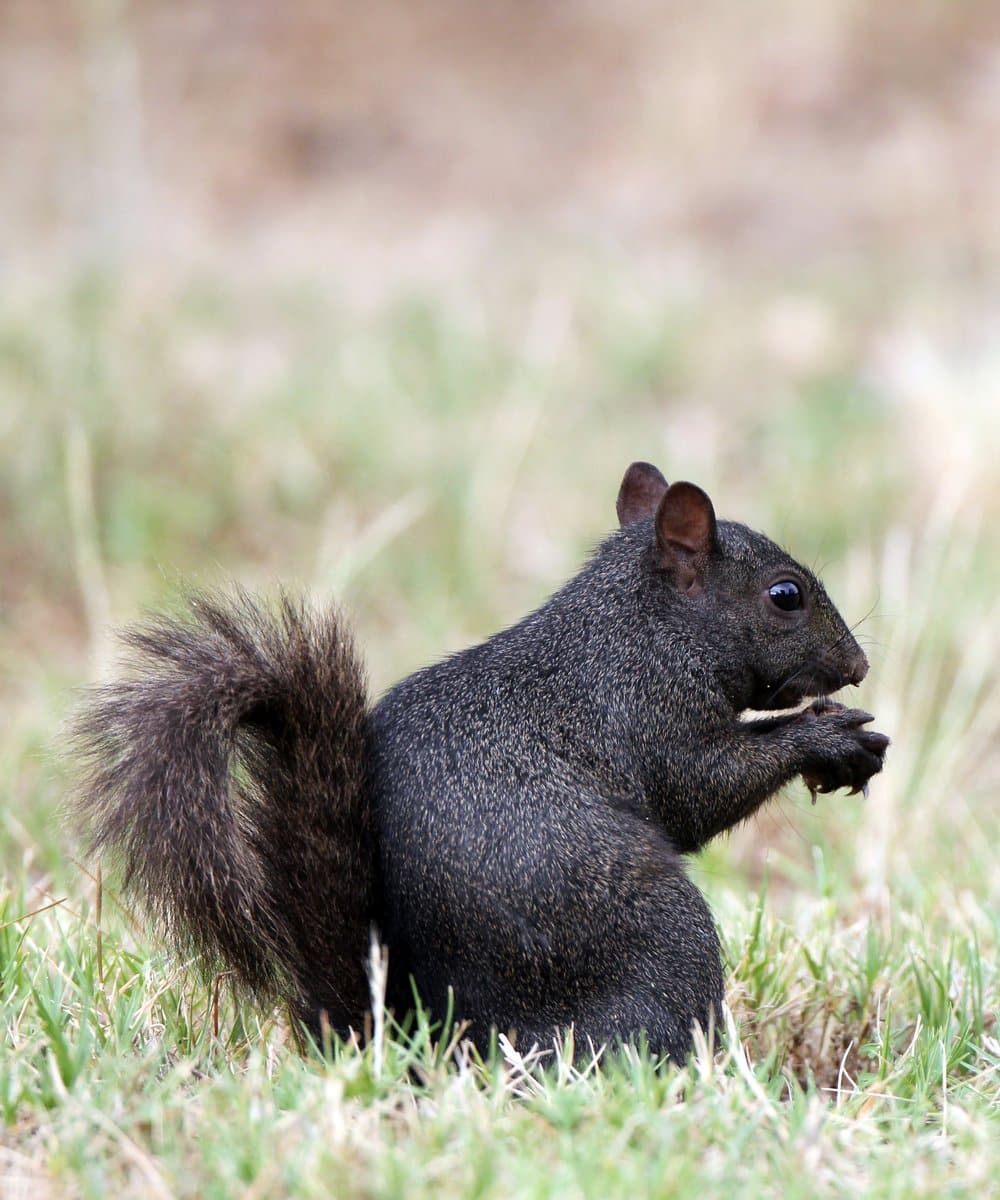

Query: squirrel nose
849;654;869;686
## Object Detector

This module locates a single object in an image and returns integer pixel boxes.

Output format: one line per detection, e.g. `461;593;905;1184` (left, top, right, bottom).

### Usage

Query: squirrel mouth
753;667;853;711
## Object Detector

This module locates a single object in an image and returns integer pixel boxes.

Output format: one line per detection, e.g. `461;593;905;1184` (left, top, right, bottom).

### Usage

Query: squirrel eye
768;580;802;611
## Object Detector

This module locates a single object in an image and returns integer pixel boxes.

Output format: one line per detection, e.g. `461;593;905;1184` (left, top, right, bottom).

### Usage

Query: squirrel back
72;464;888;1057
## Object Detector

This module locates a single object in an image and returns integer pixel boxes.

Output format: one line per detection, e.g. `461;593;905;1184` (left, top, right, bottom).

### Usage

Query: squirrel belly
71;463;889;1060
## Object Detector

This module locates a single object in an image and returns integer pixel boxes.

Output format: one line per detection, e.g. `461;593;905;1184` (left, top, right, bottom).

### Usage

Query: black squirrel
72;463;889;1061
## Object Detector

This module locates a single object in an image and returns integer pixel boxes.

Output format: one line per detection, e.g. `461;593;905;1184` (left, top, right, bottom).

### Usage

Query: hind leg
445;864;724;1064
394;801;725;1063
512;883;723;1062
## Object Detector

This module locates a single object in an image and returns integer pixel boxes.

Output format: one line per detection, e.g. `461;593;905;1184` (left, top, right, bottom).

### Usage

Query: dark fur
71;591;376;1030
71;472;888;1060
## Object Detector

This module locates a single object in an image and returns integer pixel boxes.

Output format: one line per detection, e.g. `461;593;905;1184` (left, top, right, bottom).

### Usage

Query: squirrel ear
617;462;670;527
655;482;717;590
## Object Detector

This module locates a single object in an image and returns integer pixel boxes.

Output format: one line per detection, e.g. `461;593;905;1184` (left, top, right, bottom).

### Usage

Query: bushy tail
71;590;377;1034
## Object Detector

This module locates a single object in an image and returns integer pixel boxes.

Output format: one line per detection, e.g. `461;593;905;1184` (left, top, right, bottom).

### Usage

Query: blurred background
2;1;998;920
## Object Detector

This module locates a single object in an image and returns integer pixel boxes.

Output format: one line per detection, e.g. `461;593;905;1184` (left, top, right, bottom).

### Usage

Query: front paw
799;707;890;798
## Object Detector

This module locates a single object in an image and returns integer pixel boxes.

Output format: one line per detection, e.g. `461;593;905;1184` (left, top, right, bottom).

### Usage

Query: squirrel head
617;462;869;712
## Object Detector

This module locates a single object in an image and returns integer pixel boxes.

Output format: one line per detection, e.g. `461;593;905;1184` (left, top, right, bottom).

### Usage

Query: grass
3;872;997;1197
1;262;998;1197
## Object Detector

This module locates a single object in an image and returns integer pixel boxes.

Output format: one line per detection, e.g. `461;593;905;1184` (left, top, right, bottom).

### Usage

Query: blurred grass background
1;1;998;1195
